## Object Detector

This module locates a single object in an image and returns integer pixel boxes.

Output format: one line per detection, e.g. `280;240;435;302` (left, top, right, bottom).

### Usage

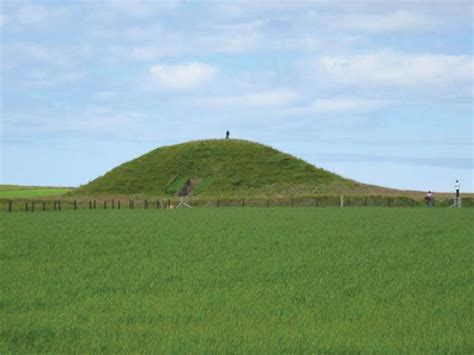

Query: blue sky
1;0;473;192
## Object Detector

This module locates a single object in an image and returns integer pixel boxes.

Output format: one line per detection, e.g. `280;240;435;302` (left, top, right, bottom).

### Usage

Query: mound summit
72;139;386;197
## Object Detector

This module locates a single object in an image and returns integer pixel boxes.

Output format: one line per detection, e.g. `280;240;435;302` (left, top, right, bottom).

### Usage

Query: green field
1;208;473;352
0;185;71;199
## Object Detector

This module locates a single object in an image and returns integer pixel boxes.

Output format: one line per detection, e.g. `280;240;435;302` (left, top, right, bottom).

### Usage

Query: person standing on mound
226;130;230;139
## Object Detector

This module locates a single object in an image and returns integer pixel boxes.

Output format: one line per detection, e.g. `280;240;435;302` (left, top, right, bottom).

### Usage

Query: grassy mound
71;139;377;198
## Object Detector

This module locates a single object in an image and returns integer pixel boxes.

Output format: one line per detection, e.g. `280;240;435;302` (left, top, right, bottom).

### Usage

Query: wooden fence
2;195;472;212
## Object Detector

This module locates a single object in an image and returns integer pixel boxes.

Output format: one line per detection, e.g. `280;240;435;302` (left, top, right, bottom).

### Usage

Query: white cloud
0;14;7;27
314;51;474;87
3;107;146;136
283;97;388;116
292;37;321;51
17;5;48;24
94;91;119;101
310;98;387;113
190;90;300;108
215;31;263;54
83;0;181;22
131;46;167;61
104;0;153;17
198;20;265;54
149;62;217;89
87;19;265;56
339;10;436;33
123;26;151;40
20;69;86;87
74;110;146;132
16;4;70;26
212;20;266;32
3;43;93;69
88;23;166;42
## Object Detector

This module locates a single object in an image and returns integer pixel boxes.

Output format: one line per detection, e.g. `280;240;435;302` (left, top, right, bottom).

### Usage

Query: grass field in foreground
1;208;473;352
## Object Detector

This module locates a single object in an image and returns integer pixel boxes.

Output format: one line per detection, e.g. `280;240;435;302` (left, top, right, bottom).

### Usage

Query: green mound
71;139;369;197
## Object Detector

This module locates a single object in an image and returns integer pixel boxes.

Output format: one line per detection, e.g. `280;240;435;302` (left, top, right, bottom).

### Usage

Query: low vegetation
70;139;388;198
0;185;72;199
1;208;472;352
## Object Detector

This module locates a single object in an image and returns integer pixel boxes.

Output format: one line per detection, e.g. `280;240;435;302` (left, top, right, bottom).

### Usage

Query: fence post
32;201;35;212
291;198;294;207
118;200;121;209
25;202;29;212
242;199;245;207
54;201;56;211
104;201;107;209
74;200;77;210
93;200;96;209
8;200;12;212
340;195;344;208
132;200;135;209
167;200;170;209
266;199;269;208
89;201;92;209
388;198;391;207
112;200;115;209
58;201;61;211
156;199;160;209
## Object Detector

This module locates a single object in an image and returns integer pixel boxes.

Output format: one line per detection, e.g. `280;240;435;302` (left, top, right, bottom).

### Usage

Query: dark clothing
456;189;460;198
425;194;434;207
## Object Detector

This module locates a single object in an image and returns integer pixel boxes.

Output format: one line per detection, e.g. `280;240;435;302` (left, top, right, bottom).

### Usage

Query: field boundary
1;195;472;212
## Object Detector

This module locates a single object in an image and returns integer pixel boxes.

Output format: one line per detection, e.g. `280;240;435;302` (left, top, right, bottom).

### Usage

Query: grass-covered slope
72;139;368;197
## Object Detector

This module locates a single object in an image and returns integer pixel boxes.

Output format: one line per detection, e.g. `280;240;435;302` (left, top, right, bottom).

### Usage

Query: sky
1;0;473;192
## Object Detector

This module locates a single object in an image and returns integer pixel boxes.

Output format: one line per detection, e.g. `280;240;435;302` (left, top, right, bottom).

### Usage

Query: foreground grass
1;208;473;352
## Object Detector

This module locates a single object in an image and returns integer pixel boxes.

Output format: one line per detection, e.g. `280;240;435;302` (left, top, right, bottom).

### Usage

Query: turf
71;139;390;198
0;188;71;199
1;208;473;352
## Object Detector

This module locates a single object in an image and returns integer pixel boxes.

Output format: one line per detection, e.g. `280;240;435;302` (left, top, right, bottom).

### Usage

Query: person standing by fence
425;191;434;207
454;179;460;207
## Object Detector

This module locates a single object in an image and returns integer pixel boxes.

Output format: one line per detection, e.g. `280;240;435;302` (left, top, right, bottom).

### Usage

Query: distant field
1;208;472;352
0;185;72;199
